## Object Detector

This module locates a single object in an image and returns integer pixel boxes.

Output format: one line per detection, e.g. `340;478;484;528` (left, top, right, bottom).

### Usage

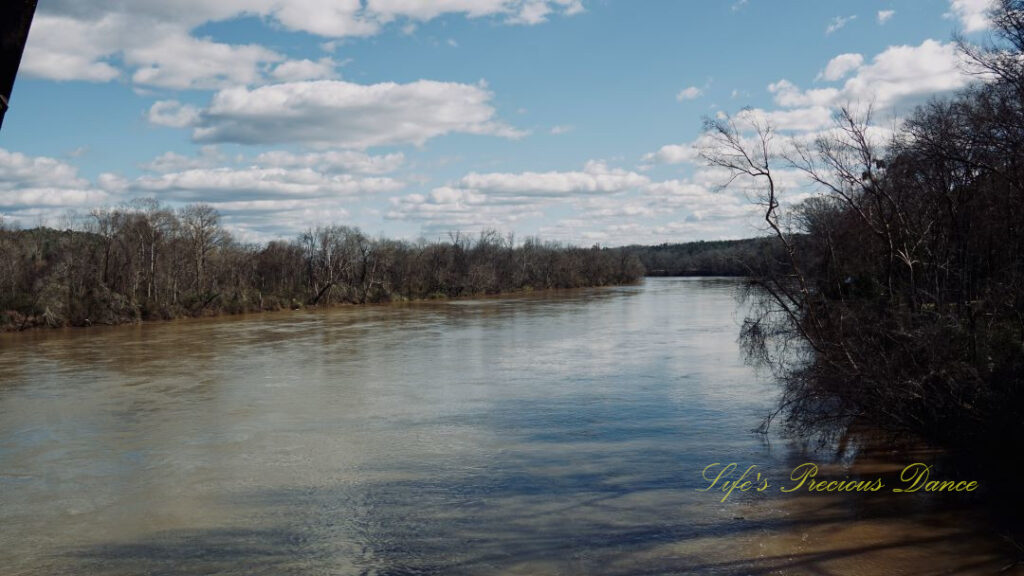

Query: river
0;278;1017;575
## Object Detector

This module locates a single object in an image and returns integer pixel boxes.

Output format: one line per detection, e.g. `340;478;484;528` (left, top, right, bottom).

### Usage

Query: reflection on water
0;278;1017;575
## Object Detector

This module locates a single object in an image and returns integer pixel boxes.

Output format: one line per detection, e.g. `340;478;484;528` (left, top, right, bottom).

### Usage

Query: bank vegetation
0;207;643;331
702;0;1024;460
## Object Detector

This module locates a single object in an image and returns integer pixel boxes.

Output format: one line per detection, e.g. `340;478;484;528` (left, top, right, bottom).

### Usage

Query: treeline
0;203;643;331
625;237;786;276
705;0;1024;459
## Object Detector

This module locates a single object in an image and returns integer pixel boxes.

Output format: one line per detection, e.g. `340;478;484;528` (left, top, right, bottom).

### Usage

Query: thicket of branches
0;203;643;331
703;0;1024;455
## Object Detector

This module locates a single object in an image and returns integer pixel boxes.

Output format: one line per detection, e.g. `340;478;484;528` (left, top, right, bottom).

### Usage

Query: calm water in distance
0;278;1015;575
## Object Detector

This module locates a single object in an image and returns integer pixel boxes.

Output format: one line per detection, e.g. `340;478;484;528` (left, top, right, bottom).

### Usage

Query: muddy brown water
0;278;1018;575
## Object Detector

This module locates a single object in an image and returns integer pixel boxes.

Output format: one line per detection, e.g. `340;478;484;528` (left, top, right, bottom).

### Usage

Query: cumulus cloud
385;160;655;236
638;37;984;241
0;143;410;239
0;148;110;224
877;9;895;24
19;14;122;82
643;144;698;165
367;0;583;25
270;0;379;37
676;86;703;101
128;32;282;90
538;177;765;245
0;149;91;193
189;79;525;148
253;150;405;175
818;53;864;81
147;100;201;128
760;106;834;132
770;40;974;113
384;159;771;242
271;58;339;82
126;153;406;239
945;0;994;32
768;79;839;108
140;146;227;172
836;40;974;107
387;186;542;237
455;161;649;197
23;13;286;90
128;167;402;202
22;0;585;87
0;143;783;245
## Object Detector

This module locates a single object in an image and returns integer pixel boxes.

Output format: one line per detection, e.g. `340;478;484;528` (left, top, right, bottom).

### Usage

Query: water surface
0;278;1016;575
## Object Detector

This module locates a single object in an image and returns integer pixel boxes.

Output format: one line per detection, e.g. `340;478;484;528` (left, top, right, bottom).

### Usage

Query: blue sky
0;0;996;245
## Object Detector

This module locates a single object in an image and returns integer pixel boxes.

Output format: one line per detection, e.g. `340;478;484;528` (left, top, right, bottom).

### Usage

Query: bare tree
179;204;223;293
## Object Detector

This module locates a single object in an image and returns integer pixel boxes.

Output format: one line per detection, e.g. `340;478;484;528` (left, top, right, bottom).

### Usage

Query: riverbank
1;220;644;333
0;280;644;334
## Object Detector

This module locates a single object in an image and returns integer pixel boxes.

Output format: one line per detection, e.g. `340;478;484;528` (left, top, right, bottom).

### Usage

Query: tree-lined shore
0;205;644;331
626;237;787;277
702;0;1024;464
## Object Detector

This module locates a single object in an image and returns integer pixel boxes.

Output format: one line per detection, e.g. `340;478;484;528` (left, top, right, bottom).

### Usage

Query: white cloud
127;32;283;90
0;149;91;193
271;58;339;82
563;1;585;16
253;150;405;174
639;37;983;241
386;160;657;236
877;9;895;24
19;14;122;82
676;86;703;101
577;197;667;219
770;40;974;112
825;14;857;35
643;144;697;165
22;1;584;88
1;143;409;238
129;166;402;202
120;158;404;240
535;176;765;245
455;160;649;197
840;40;974;108
550;125;574;135
140;147;227;173
945;0;994;32
190;79;526;148
387;186;541;236
147;100;201;128
0;148;110;224
23;13;286;90
768;79;839;108
383;159;773;243
270;0;379;37
818;53;864;81
761;106;835;132
367;0;583;25
510;1;554;24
